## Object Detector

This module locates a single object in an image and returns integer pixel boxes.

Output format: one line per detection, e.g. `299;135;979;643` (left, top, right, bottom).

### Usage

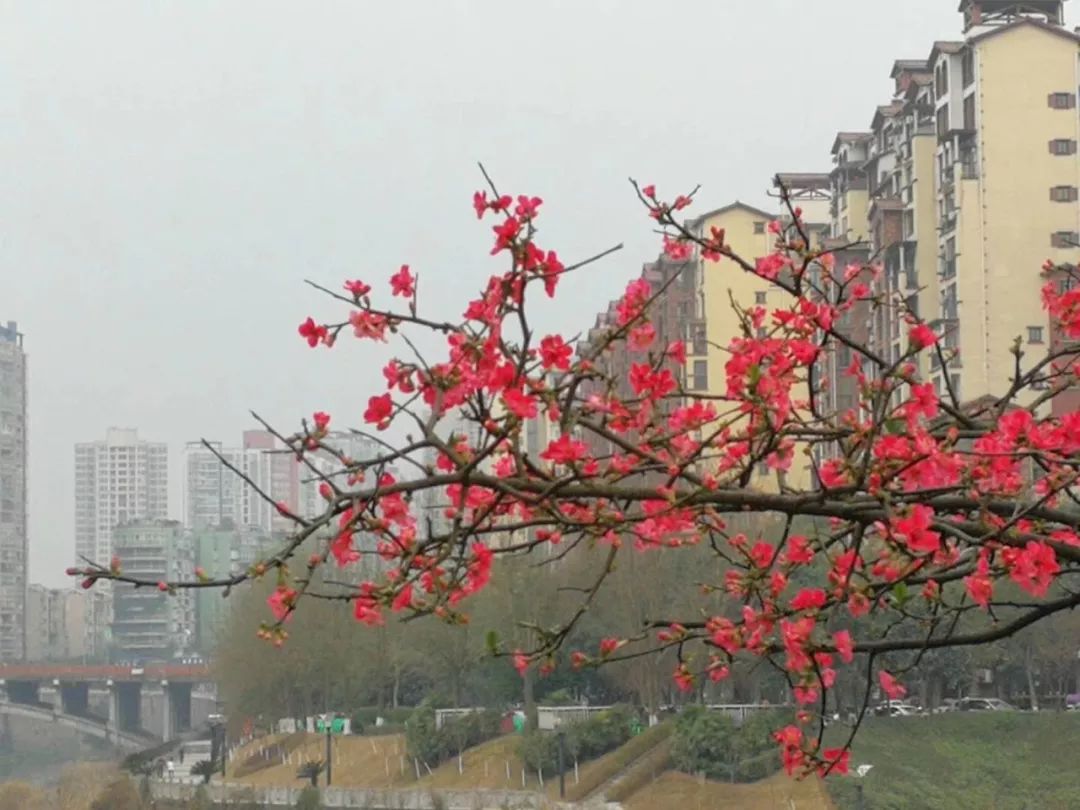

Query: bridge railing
150;781;546;808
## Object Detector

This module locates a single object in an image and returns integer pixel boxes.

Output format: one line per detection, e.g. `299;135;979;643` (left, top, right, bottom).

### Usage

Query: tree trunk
523;665;538;731
1025;644;1039;711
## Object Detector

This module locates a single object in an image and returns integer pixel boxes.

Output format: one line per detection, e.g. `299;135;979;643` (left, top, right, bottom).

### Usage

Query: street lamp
319;713;334;786
853;763;873;810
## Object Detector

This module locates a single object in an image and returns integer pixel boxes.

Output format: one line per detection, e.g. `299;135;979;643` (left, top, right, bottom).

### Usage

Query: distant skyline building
191;524;270;652
111;519;193;661
183;429;382;534
0;320;28;662
74;427;168;657
25;585;89;662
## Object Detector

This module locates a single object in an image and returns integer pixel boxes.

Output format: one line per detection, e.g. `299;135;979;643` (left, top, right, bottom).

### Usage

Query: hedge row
518;705;638;775
404;704;503;767
670;706;791;783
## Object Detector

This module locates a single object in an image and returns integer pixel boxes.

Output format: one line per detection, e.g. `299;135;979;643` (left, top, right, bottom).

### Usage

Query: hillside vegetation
826;712;1080;810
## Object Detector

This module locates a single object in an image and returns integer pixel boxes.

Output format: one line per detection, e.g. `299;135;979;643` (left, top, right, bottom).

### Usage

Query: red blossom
879;670;906;700
539;335;573;370
390;264;416;298
833;630;855;664
540;434;588;466
363;394;394;429
909;322;938;349
344;279;371;298
298;317;328;347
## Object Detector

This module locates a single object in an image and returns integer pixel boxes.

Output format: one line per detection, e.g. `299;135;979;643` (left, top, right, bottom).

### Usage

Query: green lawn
826;712;1080;810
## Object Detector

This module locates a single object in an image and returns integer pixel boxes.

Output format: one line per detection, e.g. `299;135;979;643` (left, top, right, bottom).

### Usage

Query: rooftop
890;59;929;77
831;131;872;155
774;173;831;190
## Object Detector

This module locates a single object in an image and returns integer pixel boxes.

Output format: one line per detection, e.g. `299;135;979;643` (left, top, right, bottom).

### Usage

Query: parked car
873;701;922;717
934;698;960;713
956;697;1015;712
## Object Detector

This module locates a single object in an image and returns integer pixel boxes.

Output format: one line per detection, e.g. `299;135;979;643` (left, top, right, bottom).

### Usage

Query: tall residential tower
0;321;27;662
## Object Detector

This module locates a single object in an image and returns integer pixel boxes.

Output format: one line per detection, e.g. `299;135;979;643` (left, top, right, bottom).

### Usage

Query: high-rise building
24;585;88;662
184;430;382;534
812;1;1080;413
111;520;194;661
74;428;168;656
0;320;28;662
191;524;270;652
182;441;269;531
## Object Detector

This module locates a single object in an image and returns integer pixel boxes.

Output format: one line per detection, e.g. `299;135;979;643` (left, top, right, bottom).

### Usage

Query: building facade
25;586;89;662
814;1;1080;413
111;520;194;661
74;428;168;657
192;524;270;652
0;321;27;662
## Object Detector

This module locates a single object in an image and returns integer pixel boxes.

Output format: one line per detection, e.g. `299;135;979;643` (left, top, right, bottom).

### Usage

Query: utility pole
557;731;566;798
325;717;333;786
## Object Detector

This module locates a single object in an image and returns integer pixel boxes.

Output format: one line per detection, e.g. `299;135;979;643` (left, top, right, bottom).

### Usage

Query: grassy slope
626;771;834;810
230;733;411;788
826;712;1080;810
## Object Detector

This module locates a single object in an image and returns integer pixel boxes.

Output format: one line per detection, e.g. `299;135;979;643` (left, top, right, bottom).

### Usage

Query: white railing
536;705;613;731
704;703;783;727
150;781;546;808
433;707;485;730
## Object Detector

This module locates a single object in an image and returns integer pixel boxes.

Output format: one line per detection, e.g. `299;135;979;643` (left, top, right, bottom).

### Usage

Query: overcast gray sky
8;0;1066;587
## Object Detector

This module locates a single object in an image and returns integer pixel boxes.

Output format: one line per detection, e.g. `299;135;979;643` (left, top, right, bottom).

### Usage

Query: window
1049;139;1078;156
1048;93;1077;110
1052;231;1079;249
1028;326;1045;344
756;326;768;339
936;104;950;138
689;322;707;355
1050;186;1079;203
950;374;961;400
753;221;766;234
935;63;948;98
962;94;976;131
961;50;974;87
692;360;708;391
755;291;767;305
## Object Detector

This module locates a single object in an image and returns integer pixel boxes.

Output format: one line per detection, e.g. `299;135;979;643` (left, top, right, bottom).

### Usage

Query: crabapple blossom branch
72;174;1080;778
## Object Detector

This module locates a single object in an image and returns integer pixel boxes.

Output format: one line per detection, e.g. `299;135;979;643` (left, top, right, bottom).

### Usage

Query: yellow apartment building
686;202;815;491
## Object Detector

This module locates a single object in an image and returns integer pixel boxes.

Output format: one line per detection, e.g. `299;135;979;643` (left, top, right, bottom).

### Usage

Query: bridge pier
59;682;90;717
109;681;142;734
161;681;193;741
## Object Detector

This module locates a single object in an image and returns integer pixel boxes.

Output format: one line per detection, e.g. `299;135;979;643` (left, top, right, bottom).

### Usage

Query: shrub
670;707;792;783
296;760;324;787
294;785;323;810
191;759;217;784
670;707;737;780
405;703;503;767
518;704;639;774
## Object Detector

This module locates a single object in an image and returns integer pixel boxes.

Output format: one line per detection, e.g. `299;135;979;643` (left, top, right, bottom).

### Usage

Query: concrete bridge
0;662;214;744
0;700;152;751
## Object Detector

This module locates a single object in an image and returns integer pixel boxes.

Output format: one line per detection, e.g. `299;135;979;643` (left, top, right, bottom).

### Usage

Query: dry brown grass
230;732;412;788
625;770;837;810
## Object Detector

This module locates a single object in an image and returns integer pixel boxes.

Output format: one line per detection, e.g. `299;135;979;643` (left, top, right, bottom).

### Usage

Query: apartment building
575;204;817;491
191;524;270;652
74;428;168;658
0;321;27;662
816;1;1080;411
25;585;89;662
687;203;816;490
111;519;194;661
